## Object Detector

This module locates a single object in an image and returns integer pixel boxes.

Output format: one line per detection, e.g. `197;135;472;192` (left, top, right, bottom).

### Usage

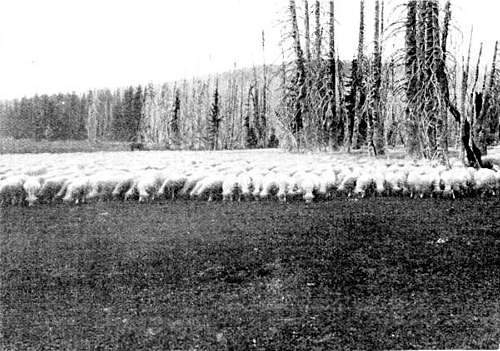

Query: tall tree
208;80;222;150
370;0;384;155
352;0;365;149
288;0;306;136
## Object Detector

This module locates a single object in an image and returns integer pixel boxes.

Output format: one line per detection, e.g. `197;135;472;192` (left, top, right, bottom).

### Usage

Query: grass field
0;138;134;154
1;198;499;350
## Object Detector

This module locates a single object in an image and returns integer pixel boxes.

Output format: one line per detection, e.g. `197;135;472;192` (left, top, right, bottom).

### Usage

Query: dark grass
0;139;136;154
1;199;499;350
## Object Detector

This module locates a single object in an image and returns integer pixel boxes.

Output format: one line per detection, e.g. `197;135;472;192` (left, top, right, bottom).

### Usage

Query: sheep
250;171;267;201
337;167;360;197
112;173;138;200
406;167;442;198
317;169;337;199
440;167;474;199
23;176;44;206
259;172;281;201
86;171;129;202
384;169;409;196
0;175;26;206
353;169;376;198
276;174;297;202
294;172;320;203
157;171;187;200
222;172;240;201
190;173;224;201
178;170;210;198
136;171;164;202
237;173;253;201
38;174;72;203
473;168;498;196
62;177;92;204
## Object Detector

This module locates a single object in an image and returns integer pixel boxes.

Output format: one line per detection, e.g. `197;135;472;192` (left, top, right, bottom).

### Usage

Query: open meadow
1;198;499;350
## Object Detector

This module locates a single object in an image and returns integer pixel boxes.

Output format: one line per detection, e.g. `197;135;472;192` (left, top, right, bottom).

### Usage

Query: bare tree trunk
313;0;322;62
323;0;337;147
352;0;365;149
304;0;312;63
476;40;498;155
289;0;306;136
371;0;384;156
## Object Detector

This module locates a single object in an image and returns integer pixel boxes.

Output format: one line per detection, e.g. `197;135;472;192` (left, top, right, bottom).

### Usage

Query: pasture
1;198;500;350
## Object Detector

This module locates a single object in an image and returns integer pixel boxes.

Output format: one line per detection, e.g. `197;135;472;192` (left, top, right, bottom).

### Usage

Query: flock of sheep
1;149;500;207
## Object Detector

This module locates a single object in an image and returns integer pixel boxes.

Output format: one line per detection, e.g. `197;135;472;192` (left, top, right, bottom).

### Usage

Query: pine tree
208;80;222;150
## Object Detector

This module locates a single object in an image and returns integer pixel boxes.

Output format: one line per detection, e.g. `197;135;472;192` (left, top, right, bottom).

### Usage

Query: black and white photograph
0;0;499;349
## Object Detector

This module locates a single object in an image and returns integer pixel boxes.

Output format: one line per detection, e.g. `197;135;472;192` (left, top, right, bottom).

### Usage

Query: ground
1;198;499;350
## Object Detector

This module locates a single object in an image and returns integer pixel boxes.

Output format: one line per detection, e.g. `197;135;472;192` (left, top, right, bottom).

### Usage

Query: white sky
0;0;498;100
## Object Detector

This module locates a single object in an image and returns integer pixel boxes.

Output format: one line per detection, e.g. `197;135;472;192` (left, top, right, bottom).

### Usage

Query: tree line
0;66;281;150
0;0;498;163
280;0;499;167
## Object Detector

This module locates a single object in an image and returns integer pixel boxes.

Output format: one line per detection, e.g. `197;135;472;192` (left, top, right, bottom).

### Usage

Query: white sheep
294;172;320;203
136;171;164;202
178;170;210;198
38;174;71;203
23;176;44;206
0;175;26;206
112;173;138;200
440;167;474;199
62;177;92;204
190;173;224;201
157;171;187;200
317;169;337;199
259;172;280;201
250;171;267;201
384;170;407;195
237;173;253;201
406;167;442;198
474;168;498;196
222;172;240;201
337;167;360;197
353;169;375;198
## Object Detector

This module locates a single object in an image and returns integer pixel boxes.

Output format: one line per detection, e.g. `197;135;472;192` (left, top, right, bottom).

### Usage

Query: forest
0;0;499;167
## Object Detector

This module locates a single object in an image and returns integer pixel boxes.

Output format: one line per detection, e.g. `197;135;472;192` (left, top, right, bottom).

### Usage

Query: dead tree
289;0;306;136
352;0;365;149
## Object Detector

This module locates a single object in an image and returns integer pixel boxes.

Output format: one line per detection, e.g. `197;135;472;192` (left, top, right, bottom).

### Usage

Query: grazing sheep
337;167;360;197
317;169;337;199
136;171;164;202
62;177;92;204
259;172;281;201
23;176;44;206
86;171;129;202
190;173;224;201
38;174;71;203
440;167;474;199
0;175;26;206
353;170;375;198
237;173;253;201
294;172;320;203
222;172;240;201
384;169;408;196
157;171;187;200
178;170;210;198
250;171;267;201
407;167;442;198
112;173;138;200
473;168;498;196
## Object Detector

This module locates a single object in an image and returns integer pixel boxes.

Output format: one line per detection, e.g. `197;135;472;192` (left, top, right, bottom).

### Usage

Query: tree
352;0;366;149
208;80;222;150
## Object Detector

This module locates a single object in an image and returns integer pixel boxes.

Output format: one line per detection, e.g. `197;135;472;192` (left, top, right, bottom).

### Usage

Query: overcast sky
0;0;497;100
